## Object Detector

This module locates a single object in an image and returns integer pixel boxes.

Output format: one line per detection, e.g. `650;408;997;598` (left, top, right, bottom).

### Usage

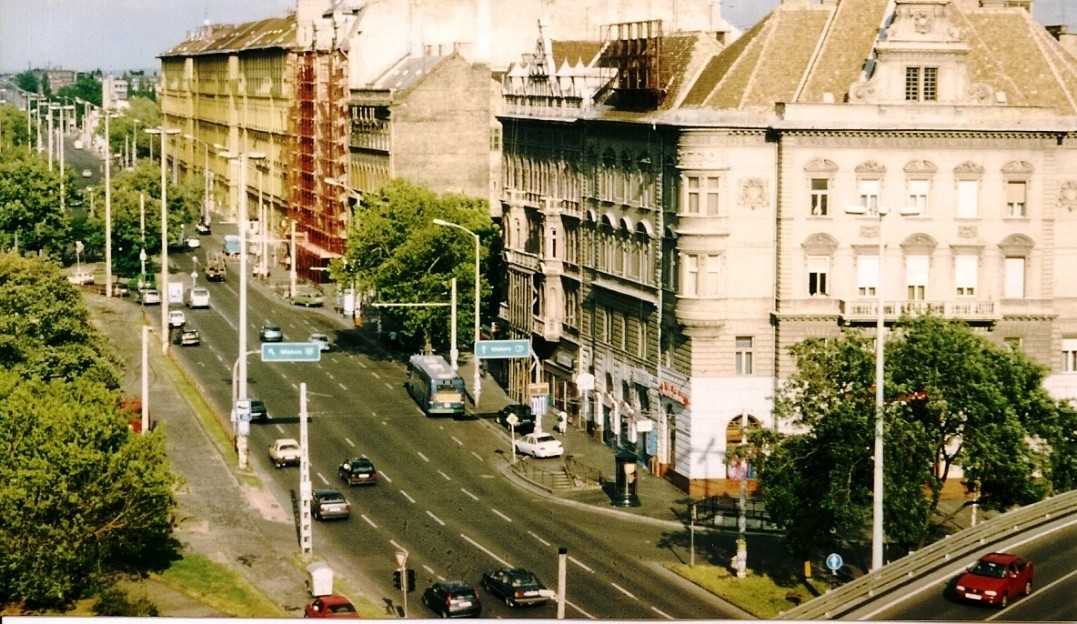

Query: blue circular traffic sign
826;552;843;571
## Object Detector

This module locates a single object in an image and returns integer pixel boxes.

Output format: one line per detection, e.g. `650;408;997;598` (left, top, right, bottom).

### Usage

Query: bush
91;588;159;617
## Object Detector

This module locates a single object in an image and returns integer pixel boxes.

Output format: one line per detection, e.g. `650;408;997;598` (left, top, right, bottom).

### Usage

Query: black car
310;489;351;521
175;327;201;346
479;568;551;607
338;457;378;486
249;399;268;423
422;580;482;618
495;404;536;435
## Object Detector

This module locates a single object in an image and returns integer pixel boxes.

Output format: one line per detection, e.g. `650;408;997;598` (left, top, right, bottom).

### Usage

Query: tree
13;71;39;94
56;75;103;111
333;179;496;352
0;150;74;258
759;315;1072;557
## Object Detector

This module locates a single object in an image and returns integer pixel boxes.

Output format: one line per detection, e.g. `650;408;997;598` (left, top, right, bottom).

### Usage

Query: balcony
505;248;540;273
841;299;1001;324
533;316;562;342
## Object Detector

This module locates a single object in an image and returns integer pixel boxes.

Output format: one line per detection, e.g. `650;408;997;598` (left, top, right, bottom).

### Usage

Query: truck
223;234;242;257
204;252;227;282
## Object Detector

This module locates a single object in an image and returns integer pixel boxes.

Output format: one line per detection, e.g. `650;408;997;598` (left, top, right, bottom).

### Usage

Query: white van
185;287;211;309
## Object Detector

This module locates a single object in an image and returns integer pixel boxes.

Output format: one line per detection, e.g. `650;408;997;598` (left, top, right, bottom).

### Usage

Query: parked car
175;328;201;346
495;404;535;435
249;398;268;423
479;568;552;607
953;552;1033;607
112;282;130;297
338;457;377;486
309;332;332;352
259;323;283;342
195;221;211;235
514;432;564;458
137;288;161;305
291;288;326;307
185;237;201;249
422;580;482;618
67;271;94;286
81;168;92;178
268;438;301;468
168;310;187;328
304;594;359;618
311;489;351;521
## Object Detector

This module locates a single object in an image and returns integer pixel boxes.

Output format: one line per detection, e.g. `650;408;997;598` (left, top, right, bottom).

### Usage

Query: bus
405;354;467;416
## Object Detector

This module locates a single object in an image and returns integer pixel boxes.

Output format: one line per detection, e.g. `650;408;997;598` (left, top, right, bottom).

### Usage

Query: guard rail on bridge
779;489;1077;619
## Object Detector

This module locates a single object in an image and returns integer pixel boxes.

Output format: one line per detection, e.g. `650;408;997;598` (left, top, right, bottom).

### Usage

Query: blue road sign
475;339;531;359
261;342;322;362
825;553;843;572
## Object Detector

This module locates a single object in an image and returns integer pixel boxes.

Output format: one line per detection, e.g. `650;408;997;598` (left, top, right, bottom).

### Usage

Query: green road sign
475;339;530;359
261;342;322;362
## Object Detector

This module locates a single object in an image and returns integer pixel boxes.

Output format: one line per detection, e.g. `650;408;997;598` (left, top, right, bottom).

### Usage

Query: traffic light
392;570;402;589
405;569;416;592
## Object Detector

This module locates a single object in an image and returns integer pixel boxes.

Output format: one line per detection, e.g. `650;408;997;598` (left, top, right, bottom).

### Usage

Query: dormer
848;0;996;106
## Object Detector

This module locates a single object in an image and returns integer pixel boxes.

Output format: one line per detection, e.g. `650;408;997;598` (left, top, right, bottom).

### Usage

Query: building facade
499;0;1077;496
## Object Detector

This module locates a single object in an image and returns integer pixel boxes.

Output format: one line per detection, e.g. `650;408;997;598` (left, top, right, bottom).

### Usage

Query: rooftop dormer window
905;66;938;101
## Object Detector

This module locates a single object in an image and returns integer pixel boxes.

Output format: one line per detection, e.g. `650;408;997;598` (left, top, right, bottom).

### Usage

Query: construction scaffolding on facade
286;48;348;283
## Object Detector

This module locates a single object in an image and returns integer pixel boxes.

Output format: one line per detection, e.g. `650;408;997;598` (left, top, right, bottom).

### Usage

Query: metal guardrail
779;489;1077;619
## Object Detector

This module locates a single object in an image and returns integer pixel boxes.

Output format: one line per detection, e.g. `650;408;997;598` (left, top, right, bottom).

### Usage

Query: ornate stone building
499;0;1077;496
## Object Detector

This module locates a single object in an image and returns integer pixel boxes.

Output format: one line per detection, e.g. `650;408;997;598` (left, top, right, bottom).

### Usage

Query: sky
1;0;1075;74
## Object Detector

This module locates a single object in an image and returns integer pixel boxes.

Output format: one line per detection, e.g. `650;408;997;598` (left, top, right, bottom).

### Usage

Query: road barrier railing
780;489;1077;620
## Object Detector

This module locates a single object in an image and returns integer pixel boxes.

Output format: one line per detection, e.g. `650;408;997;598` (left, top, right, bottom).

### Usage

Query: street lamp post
325;177;360;319
432;219;482;407
844;201;920;571
217;146;266;404
184;134;212;224
103;108;122;298
146;126;181;353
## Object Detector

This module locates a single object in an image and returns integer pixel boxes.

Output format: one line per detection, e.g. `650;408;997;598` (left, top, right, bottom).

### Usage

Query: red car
305;594;360;618
953;552;1033;607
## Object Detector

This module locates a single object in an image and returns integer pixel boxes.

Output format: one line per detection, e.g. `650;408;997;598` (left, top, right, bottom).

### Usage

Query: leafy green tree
760;315;1071;557
103;97;161;162
0;371;176;609
0;253;122;387
0;149;73;258
13;71;39;94
56;75;103;111
333;179;496;352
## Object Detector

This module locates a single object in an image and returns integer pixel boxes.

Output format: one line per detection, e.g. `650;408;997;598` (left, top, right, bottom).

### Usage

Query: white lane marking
461;488;479;501
426;510;446;526
378;471;392;484
326;372;335;380
338;382;347;391
345;437;355;447
451;435;464;446
417;452;430;462
385;382;393;390
371;372;380;379
650;606;674;619
528;531;551;547
315;472;329;485
437;470;451;481
569;556;593;573
609;582;635;598
459;534;511;568
491;508;512;522
566;600;596;619
400;490;415;503
470;451;484;462
356;360;366;369
361;514;378;529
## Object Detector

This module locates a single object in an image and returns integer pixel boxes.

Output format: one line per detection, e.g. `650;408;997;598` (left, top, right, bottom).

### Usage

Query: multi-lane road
153;232;743;620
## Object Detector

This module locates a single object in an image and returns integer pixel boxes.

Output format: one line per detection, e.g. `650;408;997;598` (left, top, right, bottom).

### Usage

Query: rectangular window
686;177;700;214
906;255;928;301
956;180;979;218
1064;338;1077;373
684;175;719;215
1004;257;1026;299
955;255;978;297
810;178;829;216
905;66;938;101
857;255;879;297
859;179;880;212
808;256;829;296
704;177;720;215
637;320;647;359
734;336;753;375
683;255;698;296
908;179;929;214
1006;181;1027;217
704;255;720;296
601;309;612;342
617;314;627;350
1003;337;1022;352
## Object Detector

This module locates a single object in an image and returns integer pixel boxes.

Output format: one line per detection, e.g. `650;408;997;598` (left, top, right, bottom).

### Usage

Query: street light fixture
432;218;483;407
844;200;920;571
146;126;181;353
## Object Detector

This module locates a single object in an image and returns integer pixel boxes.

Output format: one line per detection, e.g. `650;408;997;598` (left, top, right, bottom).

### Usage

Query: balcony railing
841;299;1000;323
505;248;540;272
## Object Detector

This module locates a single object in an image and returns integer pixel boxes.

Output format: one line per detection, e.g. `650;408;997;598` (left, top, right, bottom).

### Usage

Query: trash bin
612;448;641;507
307;562;334;597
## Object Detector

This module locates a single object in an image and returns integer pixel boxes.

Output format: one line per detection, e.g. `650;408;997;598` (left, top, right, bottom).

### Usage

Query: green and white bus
405;354;467;416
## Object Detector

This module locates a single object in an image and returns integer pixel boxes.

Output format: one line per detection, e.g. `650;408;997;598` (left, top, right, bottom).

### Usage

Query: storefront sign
659;380;690;406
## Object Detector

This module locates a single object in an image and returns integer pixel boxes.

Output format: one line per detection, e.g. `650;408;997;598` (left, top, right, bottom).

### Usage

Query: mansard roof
676;0;1077;115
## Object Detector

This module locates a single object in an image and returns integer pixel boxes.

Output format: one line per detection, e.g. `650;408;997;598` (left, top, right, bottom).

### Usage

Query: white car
67;271;94;286
269;438;302;468
185;287;210;309
168;310;187;328
514;432;564;458
138;288;162;305
185;237;201;249
308;332;331;352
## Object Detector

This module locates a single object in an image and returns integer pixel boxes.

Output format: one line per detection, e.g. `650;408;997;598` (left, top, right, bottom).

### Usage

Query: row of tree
753;314;1077;560
0;253;176;609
